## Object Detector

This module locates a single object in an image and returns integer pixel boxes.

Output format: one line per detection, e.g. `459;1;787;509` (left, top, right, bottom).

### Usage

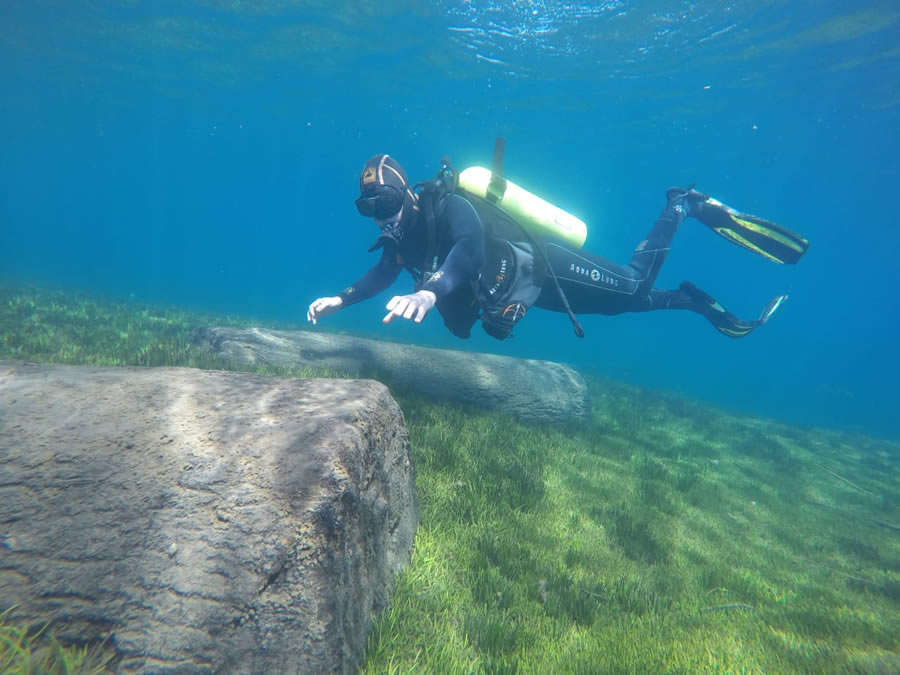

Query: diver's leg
618;184;809;292
534;242;786;336
623;191;692;294
634;282;788;338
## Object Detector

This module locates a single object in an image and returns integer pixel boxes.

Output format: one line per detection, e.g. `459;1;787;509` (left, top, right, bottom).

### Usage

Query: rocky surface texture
0;360;417;673
193;326;590;423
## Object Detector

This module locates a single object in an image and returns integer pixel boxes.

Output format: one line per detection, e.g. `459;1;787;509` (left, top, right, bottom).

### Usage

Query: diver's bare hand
383;290;436;324
307;296;343;324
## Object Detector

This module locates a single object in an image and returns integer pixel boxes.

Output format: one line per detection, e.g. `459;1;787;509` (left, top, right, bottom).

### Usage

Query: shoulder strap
420;183;439;281
412;158;458;284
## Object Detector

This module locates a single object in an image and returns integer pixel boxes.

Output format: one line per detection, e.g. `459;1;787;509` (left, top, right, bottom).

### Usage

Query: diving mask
355;184;404;220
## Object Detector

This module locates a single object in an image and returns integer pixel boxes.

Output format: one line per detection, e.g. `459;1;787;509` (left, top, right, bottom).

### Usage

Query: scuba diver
307;143;809;341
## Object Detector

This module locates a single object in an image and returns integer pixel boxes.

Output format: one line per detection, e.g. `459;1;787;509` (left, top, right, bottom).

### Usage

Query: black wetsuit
339;194;742;339
535;202;697;316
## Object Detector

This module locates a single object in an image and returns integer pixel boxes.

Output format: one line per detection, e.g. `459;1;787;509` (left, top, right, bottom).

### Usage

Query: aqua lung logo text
570;264;619;287
487;257;509;296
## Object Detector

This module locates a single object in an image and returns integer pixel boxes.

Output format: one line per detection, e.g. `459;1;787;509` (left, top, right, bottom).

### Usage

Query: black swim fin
680;281;788;338
672;188;810;264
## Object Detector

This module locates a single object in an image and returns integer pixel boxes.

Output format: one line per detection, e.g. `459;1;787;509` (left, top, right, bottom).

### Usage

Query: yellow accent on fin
714;227;783;264
731;215;808;253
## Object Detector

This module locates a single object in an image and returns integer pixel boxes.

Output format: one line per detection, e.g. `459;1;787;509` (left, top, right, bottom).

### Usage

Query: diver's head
356;154;416;243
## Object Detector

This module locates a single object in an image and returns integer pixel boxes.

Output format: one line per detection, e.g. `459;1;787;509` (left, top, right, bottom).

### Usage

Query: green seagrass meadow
1;285;897;674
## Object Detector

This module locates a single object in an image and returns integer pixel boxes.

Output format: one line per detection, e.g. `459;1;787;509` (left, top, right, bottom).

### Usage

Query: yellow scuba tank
457;165;587;249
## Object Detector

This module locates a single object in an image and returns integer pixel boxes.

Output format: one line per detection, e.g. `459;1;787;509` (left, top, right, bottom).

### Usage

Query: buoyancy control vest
463;192;547;340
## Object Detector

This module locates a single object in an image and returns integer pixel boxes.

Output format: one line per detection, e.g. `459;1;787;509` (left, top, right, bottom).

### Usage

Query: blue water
2;1;899;438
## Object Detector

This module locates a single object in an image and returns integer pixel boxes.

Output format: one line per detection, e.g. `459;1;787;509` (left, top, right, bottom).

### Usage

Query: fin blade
697;198;810;264
758;294;788;324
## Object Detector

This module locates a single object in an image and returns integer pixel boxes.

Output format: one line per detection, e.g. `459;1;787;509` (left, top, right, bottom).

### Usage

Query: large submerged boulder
193;326;590;423
0;360;417;674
